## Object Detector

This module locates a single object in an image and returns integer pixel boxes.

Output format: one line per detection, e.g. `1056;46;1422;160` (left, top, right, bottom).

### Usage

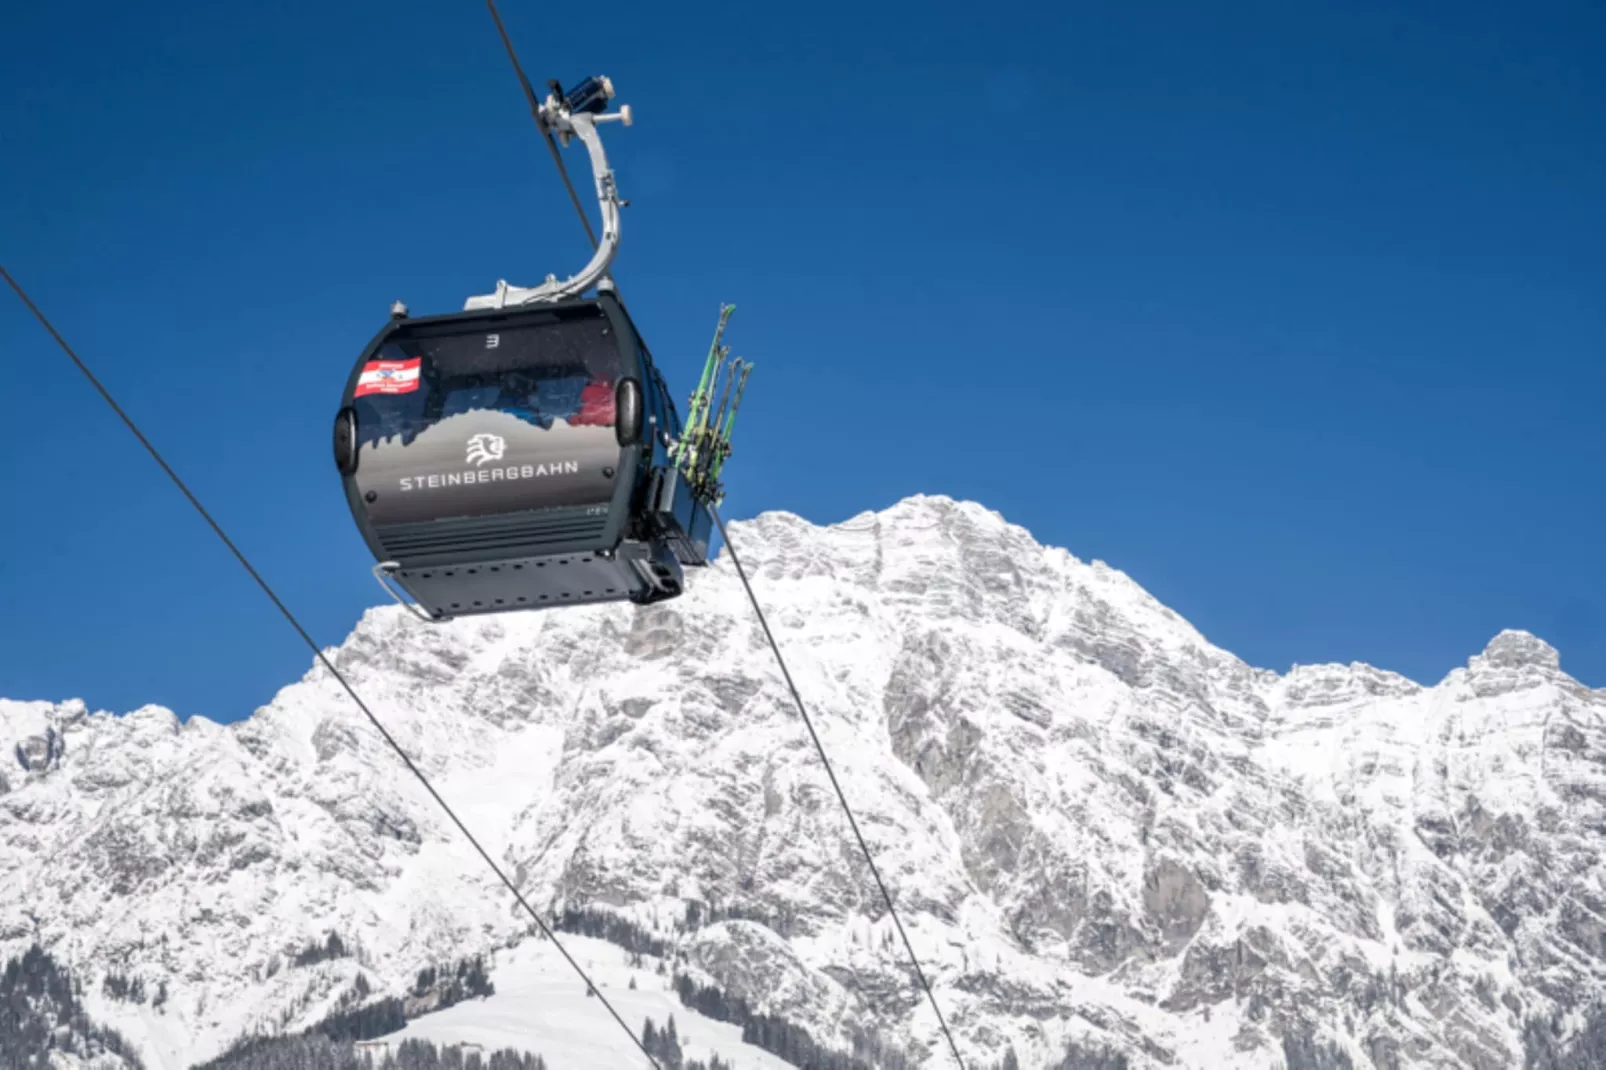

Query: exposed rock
1;494;1602;1069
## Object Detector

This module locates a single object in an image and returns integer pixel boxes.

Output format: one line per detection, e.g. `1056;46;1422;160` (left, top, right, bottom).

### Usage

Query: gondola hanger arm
465;76;631;311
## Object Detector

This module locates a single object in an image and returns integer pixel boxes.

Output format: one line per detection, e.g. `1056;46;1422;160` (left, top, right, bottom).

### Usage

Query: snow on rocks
1;495;1603;1069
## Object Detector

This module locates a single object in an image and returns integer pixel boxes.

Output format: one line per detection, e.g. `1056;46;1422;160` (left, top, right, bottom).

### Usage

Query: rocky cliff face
2;495;1602;1070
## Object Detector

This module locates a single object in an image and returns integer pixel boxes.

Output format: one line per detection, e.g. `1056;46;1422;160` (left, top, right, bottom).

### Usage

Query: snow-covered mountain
3;494;1603;1070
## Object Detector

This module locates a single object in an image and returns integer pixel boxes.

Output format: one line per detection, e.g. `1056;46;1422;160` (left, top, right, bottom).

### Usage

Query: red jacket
570;380;616;427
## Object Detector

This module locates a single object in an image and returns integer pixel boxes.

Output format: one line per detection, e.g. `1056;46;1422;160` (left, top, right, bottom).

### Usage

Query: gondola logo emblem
465;433;506;467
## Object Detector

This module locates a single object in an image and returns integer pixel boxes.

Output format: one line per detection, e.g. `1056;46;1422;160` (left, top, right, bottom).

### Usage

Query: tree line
670;970;894;1070
202;952;497;1066
0;944;146;1069
194;1034;545;1070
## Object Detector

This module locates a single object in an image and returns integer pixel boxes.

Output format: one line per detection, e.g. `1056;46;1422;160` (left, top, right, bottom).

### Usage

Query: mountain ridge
3;493;1603;1070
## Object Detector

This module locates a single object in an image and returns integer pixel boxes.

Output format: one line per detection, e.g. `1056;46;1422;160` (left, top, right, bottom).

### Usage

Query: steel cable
485;0;600;251
0;263;664;1070
708;503;968;1070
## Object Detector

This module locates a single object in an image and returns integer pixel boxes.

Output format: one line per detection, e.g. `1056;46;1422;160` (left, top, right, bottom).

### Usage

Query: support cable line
0;263;664;1070
707;503;969;1070
485;0;599;251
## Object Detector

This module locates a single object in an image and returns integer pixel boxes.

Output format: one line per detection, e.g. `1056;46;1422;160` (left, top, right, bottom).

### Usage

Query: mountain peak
1474;628;1561;672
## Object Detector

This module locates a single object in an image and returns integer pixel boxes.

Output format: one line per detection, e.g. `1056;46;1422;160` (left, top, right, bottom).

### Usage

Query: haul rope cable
481;0;970;1058
708;504;968;1070
485;0;599;250
0;265;663;1070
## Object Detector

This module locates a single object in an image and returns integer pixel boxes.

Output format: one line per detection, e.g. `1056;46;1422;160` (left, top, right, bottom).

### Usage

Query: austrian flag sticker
355;357;422;397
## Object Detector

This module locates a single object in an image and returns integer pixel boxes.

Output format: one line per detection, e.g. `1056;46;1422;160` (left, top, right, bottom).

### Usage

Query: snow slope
2;494;1603;1069
378;933;795;1070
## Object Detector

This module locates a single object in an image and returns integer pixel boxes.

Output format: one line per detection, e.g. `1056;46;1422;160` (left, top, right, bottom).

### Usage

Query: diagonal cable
0;263;662;1070
707;503;968;1070
484;0;599;250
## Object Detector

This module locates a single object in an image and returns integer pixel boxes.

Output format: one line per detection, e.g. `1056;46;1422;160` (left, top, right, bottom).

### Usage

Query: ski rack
673;304;753;506
464;76;633;310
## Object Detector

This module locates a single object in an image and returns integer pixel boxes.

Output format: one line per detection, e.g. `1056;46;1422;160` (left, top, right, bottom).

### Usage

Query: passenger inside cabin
570;379;616;427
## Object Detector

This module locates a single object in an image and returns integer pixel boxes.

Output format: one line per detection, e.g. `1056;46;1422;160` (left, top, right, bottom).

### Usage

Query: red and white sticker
355;358;422;397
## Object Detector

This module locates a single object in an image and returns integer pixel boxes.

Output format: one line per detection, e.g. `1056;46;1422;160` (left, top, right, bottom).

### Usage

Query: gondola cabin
333;292;711;620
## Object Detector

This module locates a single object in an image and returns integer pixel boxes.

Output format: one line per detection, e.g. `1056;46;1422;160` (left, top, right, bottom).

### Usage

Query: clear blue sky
3;0;1602;721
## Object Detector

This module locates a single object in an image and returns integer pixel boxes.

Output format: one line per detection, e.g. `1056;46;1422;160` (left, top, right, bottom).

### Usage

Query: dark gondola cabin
333;292;711;619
